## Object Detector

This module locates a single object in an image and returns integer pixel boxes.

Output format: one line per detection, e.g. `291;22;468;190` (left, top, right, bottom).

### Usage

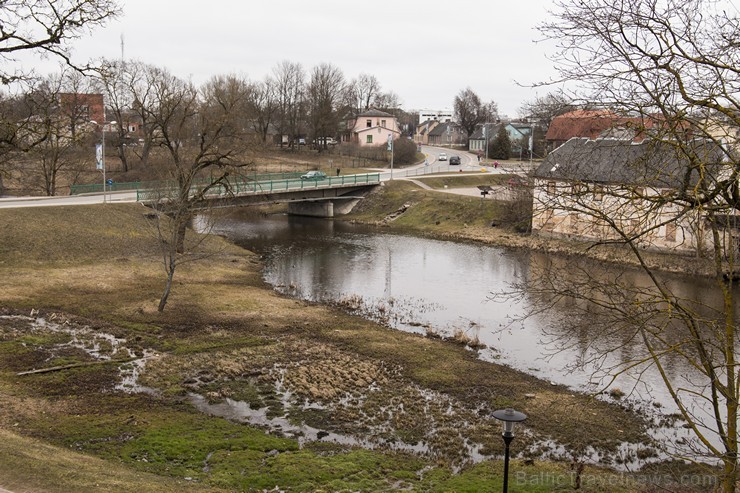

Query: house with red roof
545;110;626;153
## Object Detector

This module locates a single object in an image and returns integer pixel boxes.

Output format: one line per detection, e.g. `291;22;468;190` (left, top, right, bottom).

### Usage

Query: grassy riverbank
0;202;712;491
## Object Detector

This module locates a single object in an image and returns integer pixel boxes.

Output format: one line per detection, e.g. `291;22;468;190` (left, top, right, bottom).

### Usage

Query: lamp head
492;408;527;438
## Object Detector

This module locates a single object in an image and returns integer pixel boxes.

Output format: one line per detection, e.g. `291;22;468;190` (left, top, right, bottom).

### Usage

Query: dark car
449;155;461;165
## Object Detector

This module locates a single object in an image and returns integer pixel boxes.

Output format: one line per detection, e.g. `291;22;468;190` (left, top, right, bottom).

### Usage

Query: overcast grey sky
29;0;560;117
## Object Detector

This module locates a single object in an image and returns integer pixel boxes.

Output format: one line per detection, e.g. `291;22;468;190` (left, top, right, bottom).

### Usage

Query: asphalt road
0;190;136;208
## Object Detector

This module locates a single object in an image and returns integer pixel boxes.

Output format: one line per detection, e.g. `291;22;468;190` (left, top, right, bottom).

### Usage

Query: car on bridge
301;170;327;180
449;155;461;165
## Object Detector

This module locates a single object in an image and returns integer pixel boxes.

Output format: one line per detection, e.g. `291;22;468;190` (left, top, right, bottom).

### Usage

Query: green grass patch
415;173;514;189
207;447;427;492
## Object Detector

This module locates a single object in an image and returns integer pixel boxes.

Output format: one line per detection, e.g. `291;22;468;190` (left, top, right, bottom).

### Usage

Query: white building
418;109;453;124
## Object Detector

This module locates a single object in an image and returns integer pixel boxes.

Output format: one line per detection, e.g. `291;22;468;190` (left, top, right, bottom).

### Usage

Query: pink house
346;109;401;147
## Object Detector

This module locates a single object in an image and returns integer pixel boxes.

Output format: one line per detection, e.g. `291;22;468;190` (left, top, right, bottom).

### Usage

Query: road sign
95;143;103;170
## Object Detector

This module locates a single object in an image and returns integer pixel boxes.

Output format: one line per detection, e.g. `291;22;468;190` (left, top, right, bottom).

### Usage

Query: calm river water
204;211;737;457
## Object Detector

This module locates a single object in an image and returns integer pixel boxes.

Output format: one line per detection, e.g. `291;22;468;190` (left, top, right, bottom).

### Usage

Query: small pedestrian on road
494;161;499;169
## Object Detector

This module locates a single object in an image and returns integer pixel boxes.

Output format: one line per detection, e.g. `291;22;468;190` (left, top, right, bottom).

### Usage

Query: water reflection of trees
508;251;739;462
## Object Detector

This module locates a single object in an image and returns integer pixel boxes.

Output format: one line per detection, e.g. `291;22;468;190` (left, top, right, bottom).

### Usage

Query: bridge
133;172;382;218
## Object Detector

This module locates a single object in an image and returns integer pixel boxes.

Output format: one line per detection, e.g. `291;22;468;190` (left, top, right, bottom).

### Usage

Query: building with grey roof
531;137;733;254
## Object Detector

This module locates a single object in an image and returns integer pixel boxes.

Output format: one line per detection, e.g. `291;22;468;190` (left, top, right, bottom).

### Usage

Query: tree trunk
158;262;175;312
118;144;129;173
175;216;188;254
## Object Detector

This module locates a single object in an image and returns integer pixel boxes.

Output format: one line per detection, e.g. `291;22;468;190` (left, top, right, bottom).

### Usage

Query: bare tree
0;0;120;84
0;1;120;192
307;63;344;150
518;90;577;128
247;76;278;144
125;61;165;168
529;0;740;490
273;61;305;148
16;68;95;195
372;90;401;112
453;87;498;142
142;69;253;311
345;73;381;113
98;59;137;172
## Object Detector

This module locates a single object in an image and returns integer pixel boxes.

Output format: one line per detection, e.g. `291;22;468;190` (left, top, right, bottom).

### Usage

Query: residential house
344;109;401;147
508;123;533;156
468;122;533;156
703;113;740;152
531;137;730;255
427;121;465;147
414;119;440;145
468;123;498;154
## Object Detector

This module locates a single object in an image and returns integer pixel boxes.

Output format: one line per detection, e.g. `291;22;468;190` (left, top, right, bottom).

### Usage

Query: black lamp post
492;408;527;493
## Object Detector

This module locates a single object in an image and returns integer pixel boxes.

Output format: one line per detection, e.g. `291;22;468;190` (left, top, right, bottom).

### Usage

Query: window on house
593;184;604;201
366;135;373;144
569;213;579;233
381;119;386;127
665;222;677;242
366;119;372;128
547;181;556;195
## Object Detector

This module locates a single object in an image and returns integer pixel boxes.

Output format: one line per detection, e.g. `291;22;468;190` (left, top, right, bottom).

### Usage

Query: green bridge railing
136;173;381;202
70;180;142;194
70;172;307;196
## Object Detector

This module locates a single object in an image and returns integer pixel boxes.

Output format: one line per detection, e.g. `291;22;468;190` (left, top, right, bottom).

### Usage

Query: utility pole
484;124;489;162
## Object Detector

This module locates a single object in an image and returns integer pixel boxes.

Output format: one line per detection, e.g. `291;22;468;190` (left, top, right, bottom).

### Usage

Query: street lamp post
484;123;489;163
492;408;528;493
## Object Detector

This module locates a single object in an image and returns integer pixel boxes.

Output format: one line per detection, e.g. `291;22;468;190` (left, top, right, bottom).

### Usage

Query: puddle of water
2;314;158;395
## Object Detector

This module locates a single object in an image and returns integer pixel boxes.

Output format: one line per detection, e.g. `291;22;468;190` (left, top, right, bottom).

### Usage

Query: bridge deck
136;173;381;203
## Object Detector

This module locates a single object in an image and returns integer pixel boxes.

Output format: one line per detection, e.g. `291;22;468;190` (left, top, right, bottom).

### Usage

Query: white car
438;153;447;161
313;137;337;146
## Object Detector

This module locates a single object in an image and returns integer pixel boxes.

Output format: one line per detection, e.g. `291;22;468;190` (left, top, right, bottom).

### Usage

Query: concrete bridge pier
287;197;362;218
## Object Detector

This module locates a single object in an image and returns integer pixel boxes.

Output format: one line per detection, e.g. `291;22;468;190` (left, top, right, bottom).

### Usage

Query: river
204;211;738;460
